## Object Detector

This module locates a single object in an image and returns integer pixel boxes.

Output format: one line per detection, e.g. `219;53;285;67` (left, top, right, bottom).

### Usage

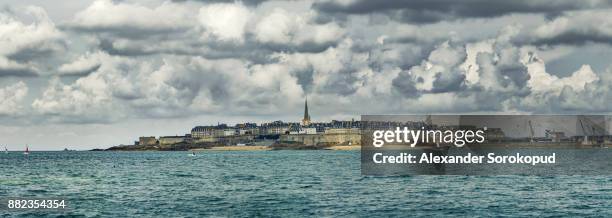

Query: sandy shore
191;146;272;151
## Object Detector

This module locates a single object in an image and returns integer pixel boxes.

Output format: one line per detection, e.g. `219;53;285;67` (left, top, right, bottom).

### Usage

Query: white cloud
58;51;103;76
531;9;612;44
0;81;28;116
70;0;193;34
5;0;612;126
412;41;466;92
32;52;305;122
253;8;344;46
32;76;116;123
0;6;63;57
32;54;130;122
0;56;38;77
522;51;598;93
198;2;252;42
0;6;63;77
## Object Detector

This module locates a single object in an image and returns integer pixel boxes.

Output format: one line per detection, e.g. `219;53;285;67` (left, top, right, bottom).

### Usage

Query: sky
1;0;611;150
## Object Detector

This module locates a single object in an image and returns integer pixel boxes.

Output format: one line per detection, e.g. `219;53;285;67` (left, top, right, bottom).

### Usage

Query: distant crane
425;115;432;126
579;118;590;145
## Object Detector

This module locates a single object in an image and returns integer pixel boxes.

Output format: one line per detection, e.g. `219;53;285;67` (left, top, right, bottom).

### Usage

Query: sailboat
4;146;7;154
24;145;29;155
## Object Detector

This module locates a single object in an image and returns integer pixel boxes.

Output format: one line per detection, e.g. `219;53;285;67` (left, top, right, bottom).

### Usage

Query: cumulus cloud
0;6;64;76
32;52;305;122
254;8;345;46
68;0;193;38
65;0;344;61
523;52;598;93
380;25;610;113
57;52;103;76
32;76;118;123
3;0;612;126
389;41;468;98
0;82;28;115
0;57;38;77
529;9;612;45
271;39;371;96
198;2;252;42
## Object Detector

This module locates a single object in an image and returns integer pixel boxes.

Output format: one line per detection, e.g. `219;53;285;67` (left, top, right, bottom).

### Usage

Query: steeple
302;97;311;126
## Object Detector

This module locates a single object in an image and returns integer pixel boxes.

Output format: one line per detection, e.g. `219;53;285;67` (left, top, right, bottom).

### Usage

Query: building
281;128;361;146
281;134;325;146
159;135;188;145
139;136;158;146
289;127;317;135
259;121;293;135
323;128;361;145
191;126;214;138
301;97;311;126
191;124;230;138
235;123;258;135
545;130;565;142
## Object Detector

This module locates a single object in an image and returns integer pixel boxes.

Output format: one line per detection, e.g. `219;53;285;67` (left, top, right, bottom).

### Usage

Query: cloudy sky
1;0;611;150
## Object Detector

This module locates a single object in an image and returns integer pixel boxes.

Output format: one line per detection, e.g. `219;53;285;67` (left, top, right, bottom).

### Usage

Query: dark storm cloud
65;25;189;40
98;39;159;56
0;67;38;77
391;71;420;98
522;9;612;46
313;0;612;23
7;45;64;62
319;68;363;96
431;71;466;93
531;31;612;46
95;33;340;64
291;65;315;93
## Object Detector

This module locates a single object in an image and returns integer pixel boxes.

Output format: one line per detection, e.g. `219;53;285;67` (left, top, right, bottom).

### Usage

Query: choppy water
1;151;611;217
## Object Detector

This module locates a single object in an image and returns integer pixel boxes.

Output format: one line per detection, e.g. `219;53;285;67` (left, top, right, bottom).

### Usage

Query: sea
1;150;611;217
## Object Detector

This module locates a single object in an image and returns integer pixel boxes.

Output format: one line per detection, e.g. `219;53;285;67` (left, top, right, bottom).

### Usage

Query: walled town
108;99;361;150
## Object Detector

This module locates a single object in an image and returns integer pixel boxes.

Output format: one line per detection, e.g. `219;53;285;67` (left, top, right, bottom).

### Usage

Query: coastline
191;146;272;151
188;145;362;151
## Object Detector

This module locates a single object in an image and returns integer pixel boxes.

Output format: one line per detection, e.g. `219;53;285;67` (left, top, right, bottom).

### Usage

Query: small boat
24;145;29;155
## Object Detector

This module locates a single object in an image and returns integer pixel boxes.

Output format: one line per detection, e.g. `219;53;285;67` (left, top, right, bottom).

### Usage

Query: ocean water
1;151;611;217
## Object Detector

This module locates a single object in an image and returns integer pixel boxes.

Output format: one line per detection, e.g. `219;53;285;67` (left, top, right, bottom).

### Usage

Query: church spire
302;96;311;126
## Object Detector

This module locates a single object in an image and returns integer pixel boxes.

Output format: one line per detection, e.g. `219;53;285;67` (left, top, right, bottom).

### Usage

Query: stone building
281;134;325;146
159;136;188;145
323;128;361;145
139;136;158;146
280;128;361;146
